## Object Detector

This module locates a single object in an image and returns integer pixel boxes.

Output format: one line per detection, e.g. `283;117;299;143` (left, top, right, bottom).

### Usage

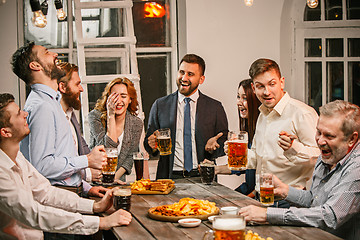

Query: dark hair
11;42;37;85
180;54;206;75
0;93;15;141
249;58;281;80
94;77;139;127
57;62;79;86
238;79;261;143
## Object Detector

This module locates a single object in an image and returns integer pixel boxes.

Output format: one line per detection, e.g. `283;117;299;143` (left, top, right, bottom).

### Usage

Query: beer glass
227;131;248;170
203;215;246;240
155;128;172;155
260;173;274;206
102;148;118;185
113;186;132;211
199;161;215;185
133;152;144;180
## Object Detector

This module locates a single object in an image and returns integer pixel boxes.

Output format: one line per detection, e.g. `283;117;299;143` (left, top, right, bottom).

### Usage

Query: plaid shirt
267;142;360;240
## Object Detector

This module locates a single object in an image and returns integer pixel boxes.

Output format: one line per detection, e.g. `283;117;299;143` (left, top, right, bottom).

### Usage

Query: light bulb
307;0;319;8
30;0;47;28
54;0;67;21
244;0;253;7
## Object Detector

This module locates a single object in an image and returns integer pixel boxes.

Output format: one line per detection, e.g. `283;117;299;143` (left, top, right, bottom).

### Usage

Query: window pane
304;1;321;21
138;53;169;128
87;83;107;111
325;0;343;20
306;62;322;111
348;38;360;57
349;62;360;106
133;0;170;47
326;38;343;57
305;39;322;57
327;62;344;101
24;0;69;48
347;0;360;20
85;57;122;76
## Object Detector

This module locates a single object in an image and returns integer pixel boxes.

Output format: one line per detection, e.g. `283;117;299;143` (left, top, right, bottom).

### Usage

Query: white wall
0;0;20;104
181;0;285;131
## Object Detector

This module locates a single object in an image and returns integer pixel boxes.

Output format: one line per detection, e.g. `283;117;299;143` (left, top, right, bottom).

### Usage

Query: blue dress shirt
20;84;88;187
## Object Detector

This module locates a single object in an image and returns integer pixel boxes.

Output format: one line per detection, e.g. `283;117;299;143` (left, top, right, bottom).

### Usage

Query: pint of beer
199;162;215;185
203;215;246;240
155;128;172;155
102;148;118;185
227;131;248;171
133;152;144;180
260;173;274;206
113;186;132;211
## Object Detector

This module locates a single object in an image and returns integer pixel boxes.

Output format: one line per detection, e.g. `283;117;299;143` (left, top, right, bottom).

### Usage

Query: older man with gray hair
239;100;360;240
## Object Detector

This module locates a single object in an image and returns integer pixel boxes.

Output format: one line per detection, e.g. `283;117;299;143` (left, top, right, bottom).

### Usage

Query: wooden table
111;178;342;240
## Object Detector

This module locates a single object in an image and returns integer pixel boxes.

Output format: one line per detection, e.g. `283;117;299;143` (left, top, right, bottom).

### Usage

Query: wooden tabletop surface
110;177;342;240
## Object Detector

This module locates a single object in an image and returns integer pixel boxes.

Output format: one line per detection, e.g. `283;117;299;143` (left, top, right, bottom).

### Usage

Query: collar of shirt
31;83;62;103
259;92;290;116
177;89;200;104
0;148;16;170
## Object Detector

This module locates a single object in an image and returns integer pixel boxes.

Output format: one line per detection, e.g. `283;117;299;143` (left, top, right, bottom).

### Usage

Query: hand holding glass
260;173;274;206
155;128;172;155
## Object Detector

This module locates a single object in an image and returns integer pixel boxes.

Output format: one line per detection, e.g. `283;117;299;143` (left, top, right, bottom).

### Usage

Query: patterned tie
184;97;193;172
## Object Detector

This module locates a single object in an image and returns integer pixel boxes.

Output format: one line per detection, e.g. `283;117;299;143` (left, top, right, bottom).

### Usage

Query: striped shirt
267;142;360;239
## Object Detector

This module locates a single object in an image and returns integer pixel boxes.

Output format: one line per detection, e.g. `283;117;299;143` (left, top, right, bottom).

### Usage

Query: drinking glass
260;173;274;206
102;148;118;185
227;131;248;170
155;128;172;155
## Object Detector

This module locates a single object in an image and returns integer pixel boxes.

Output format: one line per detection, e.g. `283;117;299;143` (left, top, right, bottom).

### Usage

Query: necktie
184;97;193;172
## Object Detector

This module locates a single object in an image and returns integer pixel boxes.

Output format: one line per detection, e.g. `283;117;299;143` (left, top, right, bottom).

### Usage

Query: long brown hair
94;77;139;127
238;79;261;144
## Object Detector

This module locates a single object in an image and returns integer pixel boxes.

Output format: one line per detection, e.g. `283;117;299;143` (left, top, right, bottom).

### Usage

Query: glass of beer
133;152;144;180
227;131;248;170
155;128;172;155
102;148;118;185
203;215;246;240
260;173;274;206
113;186;132;211
199;161;215;185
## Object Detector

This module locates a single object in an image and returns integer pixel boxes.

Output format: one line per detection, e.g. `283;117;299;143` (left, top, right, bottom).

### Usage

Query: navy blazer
144;91;228;179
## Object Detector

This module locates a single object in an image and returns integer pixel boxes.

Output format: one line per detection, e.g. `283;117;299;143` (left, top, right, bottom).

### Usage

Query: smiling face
6;102;30;141
62;71;84;110
237;86;248;119
32;45;64;80
252;69;285;110
315;115;353;167
176;62;205;96
110;83;131;116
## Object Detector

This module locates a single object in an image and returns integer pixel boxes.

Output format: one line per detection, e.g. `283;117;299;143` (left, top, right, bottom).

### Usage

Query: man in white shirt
248;58;320;207
0;93;131;239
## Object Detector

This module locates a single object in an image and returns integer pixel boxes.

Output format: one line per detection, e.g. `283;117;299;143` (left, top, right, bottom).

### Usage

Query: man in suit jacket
58;62;107;196
144;54;228;179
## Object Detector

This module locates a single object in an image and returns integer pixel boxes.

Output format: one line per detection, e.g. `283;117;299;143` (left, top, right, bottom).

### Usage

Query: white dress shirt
0;149;99;239
173;90;199;171
248;92;320;189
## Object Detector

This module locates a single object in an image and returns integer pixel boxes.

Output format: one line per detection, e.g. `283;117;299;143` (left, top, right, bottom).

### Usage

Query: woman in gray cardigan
88;77;144;182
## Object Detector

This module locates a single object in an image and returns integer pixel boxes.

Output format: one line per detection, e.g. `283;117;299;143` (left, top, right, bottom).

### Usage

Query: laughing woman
88;77;147;182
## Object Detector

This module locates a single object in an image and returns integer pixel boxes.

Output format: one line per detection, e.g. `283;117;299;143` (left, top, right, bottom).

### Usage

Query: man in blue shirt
11;42;107;198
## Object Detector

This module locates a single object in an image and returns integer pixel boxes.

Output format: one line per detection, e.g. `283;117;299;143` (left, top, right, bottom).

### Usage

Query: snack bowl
207;215;220;223
178;218;201;227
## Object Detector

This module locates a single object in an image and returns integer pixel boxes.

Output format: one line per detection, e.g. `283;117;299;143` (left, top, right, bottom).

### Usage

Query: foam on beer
212;217;245;231
113;188;131;197
157;136;170;140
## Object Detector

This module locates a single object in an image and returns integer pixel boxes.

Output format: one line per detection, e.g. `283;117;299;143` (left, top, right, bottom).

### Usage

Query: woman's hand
106;92;119;117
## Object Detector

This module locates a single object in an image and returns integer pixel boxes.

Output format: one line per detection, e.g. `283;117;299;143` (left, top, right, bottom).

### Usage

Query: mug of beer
155;128;172;155
113;186;132;211
260;173;274;206
203;215;246;240
199;161;215;185
102;148;118;185
133;152;144;180
227;131;248;170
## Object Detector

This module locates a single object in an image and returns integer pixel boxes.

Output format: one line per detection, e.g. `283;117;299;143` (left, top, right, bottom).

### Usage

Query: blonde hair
94;77;139;127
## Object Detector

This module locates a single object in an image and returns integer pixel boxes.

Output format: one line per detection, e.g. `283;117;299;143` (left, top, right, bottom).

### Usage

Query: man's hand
87;145;106;170
273;174;289;199
90;168;102;182
278;131;298;151
148;131;158;150
88;186;110;198
238;205;267;223
99;209;132;230
93;190;113;213
205;132;223;152
215;165;231;175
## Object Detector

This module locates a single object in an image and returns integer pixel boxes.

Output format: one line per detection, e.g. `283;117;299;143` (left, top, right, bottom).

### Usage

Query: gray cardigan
88;109;143;181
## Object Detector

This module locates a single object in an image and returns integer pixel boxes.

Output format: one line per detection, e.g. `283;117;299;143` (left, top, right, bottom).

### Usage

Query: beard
62;89;81;110
39;59;66;80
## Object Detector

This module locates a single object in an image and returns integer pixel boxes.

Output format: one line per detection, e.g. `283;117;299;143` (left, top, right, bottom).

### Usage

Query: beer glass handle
202;230;215;240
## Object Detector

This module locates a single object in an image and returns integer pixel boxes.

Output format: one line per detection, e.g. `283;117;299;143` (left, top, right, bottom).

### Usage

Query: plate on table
132;184;175;195
148;207;219;222
131;179;175;195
